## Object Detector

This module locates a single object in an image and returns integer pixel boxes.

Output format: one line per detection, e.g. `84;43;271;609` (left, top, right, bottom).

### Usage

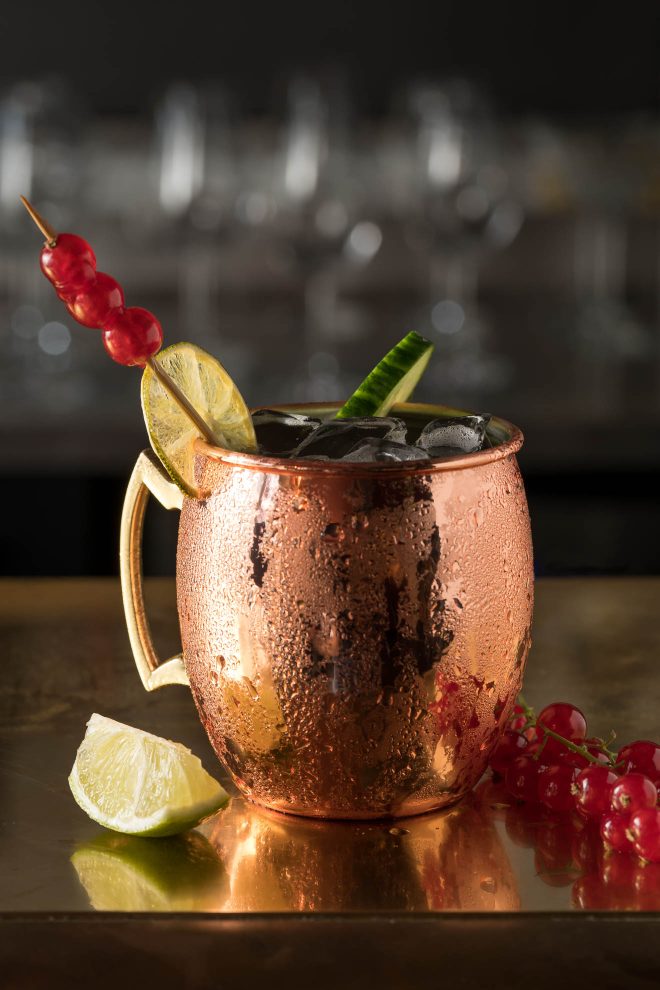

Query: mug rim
195;401;524;477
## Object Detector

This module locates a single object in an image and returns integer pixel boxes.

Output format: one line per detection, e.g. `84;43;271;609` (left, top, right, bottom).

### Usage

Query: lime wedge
68;714;229;837
141;342;257;497
71;831;227;911
336;331;435;419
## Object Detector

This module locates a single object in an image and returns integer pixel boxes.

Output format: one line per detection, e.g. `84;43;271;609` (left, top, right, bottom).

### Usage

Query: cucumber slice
335;331;435;419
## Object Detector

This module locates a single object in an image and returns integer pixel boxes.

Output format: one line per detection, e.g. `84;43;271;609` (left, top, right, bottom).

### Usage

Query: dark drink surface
252;407;493;462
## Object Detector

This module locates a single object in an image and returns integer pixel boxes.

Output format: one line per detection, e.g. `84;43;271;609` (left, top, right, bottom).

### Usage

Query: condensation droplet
242;676;259;701
389;827;410;836
480;877;497;893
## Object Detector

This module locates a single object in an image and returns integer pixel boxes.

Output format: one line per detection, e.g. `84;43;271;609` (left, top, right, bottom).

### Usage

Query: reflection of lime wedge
336;331;435;419
69;714;229;837
141;341;257;497
72;830;227;911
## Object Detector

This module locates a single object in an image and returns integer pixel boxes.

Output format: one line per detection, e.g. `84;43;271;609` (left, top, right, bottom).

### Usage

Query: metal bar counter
0;578;658;988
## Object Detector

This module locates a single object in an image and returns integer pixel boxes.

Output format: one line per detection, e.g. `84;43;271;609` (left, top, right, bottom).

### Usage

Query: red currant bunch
39;232;162;367
488;696;660;866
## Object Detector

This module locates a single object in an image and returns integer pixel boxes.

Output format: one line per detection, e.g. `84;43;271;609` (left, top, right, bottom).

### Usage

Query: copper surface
176;402;534;819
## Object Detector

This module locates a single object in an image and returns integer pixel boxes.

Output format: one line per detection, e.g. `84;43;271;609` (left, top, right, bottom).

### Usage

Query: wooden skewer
145;356;218;444
20;195;58;246
20;196;220;446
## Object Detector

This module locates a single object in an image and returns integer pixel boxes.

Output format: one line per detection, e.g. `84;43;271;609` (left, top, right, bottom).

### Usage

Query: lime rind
335;331;435;419
141;342;257;498
69;714;229;837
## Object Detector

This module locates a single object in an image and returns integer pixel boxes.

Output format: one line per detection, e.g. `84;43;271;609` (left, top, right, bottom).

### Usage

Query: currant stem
513;693;616;768
146;357;219;446
538;726;609;766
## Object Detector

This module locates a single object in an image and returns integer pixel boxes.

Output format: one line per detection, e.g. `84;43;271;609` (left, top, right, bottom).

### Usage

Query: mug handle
119;449;190;691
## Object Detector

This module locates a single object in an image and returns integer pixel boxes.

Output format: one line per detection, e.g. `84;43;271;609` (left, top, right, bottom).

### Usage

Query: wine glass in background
273;72;384;401
405;79;522;404
566;127;651;419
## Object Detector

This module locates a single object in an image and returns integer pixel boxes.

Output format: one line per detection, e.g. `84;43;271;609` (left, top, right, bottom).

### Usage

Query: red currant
629;807;660;863
490;730;528;774
505;755;543;802
600;812;632;853
507;704;528;733
617;741;660;786
102;307;163;367
537;763;579;813
610;773;657;814
537;702;588;742
573;766;617;819
536;701;588;761
66;273;124;328
40;233;96;292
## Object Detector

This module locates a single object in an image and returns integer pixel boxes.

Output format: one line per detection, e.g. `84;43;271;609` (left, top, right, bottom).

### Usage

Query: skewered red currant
40;233;96;292
66;273;125;328
573;766;617;819
617;741;660;786
600;812;632;853
490;730;528;773
629;808;660;863
537;763;579;812
610;773;657;814
102;307;163;367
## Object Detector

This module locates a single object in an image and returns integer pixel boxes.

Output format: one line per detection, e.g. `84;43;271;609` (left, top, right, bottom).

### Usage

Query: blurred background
0;0;659;576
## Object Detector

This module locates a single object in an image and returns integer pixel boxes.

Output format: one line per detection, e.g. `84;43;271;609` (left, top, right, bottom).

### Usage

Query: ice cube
425;445;473;460
342;439;431;463
292;417;407;459
252;409;321;455
416;415;491;454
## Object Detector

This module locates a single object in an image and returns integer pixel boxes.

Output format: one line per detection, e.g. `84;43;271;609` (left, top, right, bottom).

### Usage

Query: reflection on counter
206;794;518;912
71;830;227;912
71;782;660;914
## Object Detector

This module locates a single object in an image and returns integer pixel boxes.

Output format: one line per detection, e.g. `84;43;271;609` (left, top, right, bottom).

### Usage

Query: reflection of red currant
600;812;631;853
571;823;600;874
66;273;125;328
40;233;96;292
535;820;579;887
103;307;163;367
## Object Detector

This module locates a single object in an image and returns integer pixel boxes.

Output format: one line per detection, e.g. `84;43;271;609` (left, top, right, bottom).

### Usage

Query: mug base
243;788;470;822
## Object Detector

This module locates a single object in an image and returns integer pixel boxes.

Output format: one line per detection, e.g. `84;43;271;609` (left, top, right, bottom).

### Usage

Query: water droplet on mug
389;827;409;836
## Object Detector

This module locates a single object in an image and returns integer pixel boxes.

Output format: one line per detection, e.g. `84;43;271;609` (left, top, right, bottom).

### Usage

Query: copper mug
120;402;533;819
